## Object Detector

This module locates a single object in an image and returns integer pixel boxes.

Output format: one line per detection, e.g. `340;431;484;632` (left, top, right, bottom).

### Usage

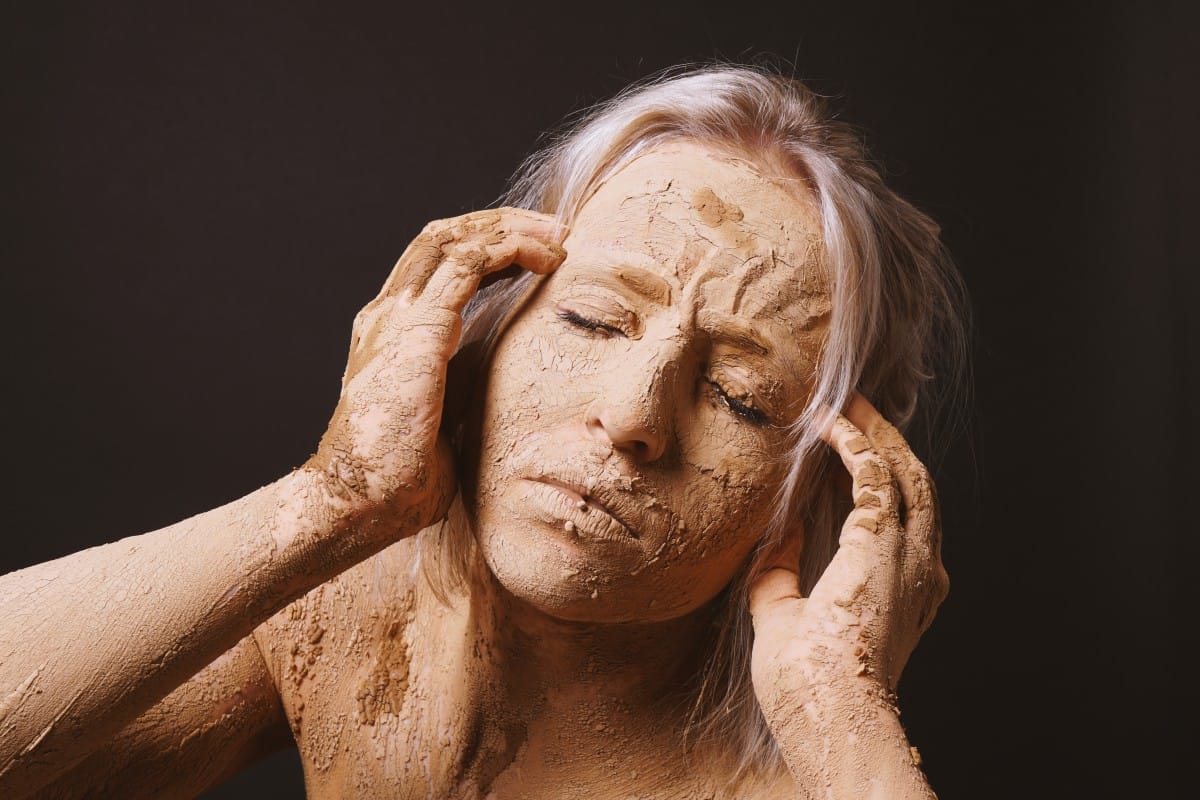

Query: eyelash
558;310;769;427
557;309;625;338
706;379;768;426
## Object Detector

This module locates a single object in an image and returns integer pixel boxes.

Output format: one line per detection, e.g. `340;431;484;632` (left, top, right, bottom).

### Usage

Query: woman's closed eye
705;378;769;426
557;308;628;338
558;304;770;427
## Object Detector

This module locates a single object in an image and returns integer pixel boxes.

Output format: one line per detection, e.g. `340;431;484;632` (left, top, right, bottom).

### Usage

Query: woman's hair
424;61;970;778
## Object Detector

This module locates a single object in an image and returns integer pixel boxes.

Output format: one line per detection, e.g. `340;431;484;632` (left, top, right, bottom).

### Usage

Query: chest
259;575;484;797
253;563;780;799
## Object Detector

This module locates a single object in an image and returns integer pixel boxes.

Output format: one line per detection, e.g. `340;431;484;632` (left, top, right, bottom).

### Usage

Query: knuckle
394;304;463;339
843;432;873;456
441;242;492;275
421;217;452;236
854;489;883;510
853;456;891;490
846;508;880;534
456;209;503;236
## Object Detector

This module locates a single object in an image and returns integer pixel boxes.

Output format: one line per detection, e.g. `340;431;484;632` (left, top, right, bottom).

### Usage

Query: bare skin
751;396;947;799
0;208;566;797
0;142;946;799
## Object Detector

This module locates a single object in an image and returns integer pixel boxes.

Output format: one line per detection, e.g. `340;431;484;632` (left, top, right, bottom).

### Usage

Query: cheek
678;412;783;513
470;316;611;504
654;419;786;587
489;312;615;397
477;322;587;436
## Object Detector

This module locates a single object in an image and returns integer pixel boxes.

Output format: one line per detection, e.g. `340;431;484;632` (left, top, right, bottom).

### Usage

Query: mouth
521;472;646;546
537;478;639;539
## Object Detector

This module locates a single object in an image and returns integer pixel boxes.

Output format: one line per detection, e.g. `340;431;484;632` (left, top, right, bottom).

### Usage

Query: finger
748;530;804;616
840;397;948;628
749;567;803;621
416;231;565;313
798;416;902;618
361;209;563;317
827;414;901;527
844;393;934;527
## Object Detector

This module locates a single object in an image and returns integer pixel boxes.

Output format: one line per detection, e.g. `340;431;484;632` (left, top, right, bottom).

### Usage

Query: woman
0;64;968;798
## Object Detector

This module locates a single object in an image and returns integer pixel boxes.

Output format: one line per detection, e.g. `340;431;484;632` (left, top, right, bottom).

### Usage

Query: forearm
766;679;935;800
0;466;415;797
35;634;291;800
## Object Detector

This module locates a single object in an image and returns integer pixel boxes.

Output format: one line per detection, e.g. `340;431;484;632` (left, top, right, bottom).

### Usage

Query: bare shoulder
687;748;800;800
251;535;426;732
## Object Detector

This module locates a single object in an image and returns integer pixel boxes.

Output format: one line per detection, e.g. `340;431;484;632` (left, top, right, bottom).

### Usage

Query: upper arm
37;632;293;800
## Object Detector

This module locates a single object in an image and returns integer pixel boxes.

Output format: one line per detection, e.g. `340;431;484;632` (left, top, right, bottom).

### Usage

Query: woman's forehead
572;141;822;245
562;141;828;319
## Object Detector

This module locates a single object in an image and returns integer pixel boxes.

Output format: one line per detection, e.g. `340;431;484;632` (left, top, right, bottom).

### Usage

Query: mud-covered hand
748;393;947;799
306;208;566;535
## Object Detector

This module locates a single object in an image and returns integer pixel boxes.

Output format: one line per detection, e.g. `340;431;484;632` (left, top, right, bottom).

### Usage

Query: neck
423;503;728;792
469;564;715;721
438;493;718;727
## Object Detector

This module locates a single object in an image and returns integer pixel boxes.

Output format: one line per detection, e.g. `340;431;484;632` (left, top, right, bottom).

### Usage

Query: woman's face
469;140;830;623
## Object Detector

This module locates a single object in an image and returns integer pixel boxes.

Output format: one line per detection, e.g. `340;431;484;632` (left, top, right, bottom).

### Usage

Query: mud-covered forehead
565;140;829;324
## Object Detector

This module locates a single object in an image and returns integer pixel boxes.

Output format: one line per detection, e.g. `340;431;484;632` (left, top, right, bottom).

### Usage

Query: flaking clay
0;142;924;800
242;142;840;797
468;141;830;623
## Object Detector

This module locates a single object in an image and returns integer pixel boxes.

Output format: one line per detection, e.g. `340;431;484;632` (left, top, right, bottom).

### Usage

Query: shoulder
251;535;427;727
685;747;800;800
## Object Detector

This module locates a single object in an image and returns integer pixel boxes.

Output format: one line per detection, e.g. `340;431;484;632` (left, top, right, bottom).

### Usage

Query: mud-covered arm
36;634;292;800
0;471;350;798
749;394;948;799
0;208;565;799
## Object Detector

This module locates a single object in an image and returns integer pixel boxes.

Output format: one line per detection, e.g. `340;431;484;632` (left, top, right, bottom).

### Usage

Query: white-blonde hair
428;61;970;779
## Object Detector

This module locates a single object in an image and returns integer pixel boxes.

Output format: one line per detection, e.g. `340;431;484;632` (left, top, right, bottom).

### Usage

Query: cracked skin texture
251;141;831;798
4;143;943;799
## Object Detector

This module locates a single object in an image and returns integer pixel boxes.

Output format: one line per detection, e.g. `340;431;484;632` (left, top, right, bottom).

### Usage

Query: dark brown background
2;1;1194;797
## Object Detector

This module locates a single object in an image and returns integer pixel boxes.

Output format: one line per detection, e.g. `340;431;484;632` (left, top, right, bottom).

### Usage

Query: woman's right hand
305;207;566;536
0;208;564;800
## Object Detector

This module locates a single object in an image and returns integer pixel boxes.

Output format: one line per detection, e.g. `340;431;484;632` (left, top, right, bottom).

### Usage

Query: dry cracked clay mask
468;140;830;623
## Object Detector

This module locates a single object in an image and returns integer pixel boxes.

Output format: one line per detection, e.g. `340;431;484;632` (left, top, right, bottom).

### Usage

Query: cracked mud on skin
251;141;856;798
467;141;830;626
2;142;914;800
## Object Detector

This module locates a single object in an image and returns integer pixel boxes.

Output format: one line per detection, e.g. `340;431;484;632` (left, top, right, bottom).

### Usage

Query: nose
583;362;676;463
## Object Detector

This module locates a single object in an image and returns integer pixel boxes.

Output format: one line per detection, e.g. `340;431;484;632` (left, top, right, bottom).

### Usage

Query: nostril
585;415;606;440
584;403;666;463
611;434;658;462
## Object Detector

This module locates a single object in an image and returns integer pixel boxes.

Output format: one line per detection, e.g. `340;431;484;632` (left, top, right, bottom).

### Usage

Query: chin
476;521;728;625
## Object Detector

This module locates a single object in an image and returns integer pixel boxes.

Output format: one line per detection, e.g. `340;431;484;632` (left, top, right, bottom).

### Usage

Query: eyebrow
569;247;673;305
697;307;811;395
696;309;770;356
698;308;814;423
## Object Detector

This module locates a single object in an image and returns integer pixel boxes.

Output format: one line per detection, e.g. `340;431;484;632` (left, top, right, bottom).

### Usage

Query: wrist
299;434;458;543
764;676;934;800
262;465;426;591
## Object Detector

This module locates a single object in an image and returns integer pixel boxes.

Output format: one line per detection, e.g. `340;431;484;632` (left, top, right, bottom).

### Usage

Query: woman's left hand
748;393;947;797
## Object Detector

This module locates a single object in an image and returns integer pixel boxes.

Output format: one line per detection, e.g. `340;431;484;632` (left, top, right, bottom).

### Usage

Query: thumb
748;530;804;620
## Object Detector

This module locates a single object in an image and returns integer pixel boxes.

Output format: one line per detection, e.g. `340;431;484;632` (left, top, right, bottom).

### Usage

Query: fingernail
547;243;567;260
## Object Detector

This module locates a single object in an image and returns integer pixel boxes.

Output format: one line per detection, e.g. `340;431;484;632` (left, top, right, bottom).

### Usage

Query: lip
521;478;643;546
536;478;639;539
